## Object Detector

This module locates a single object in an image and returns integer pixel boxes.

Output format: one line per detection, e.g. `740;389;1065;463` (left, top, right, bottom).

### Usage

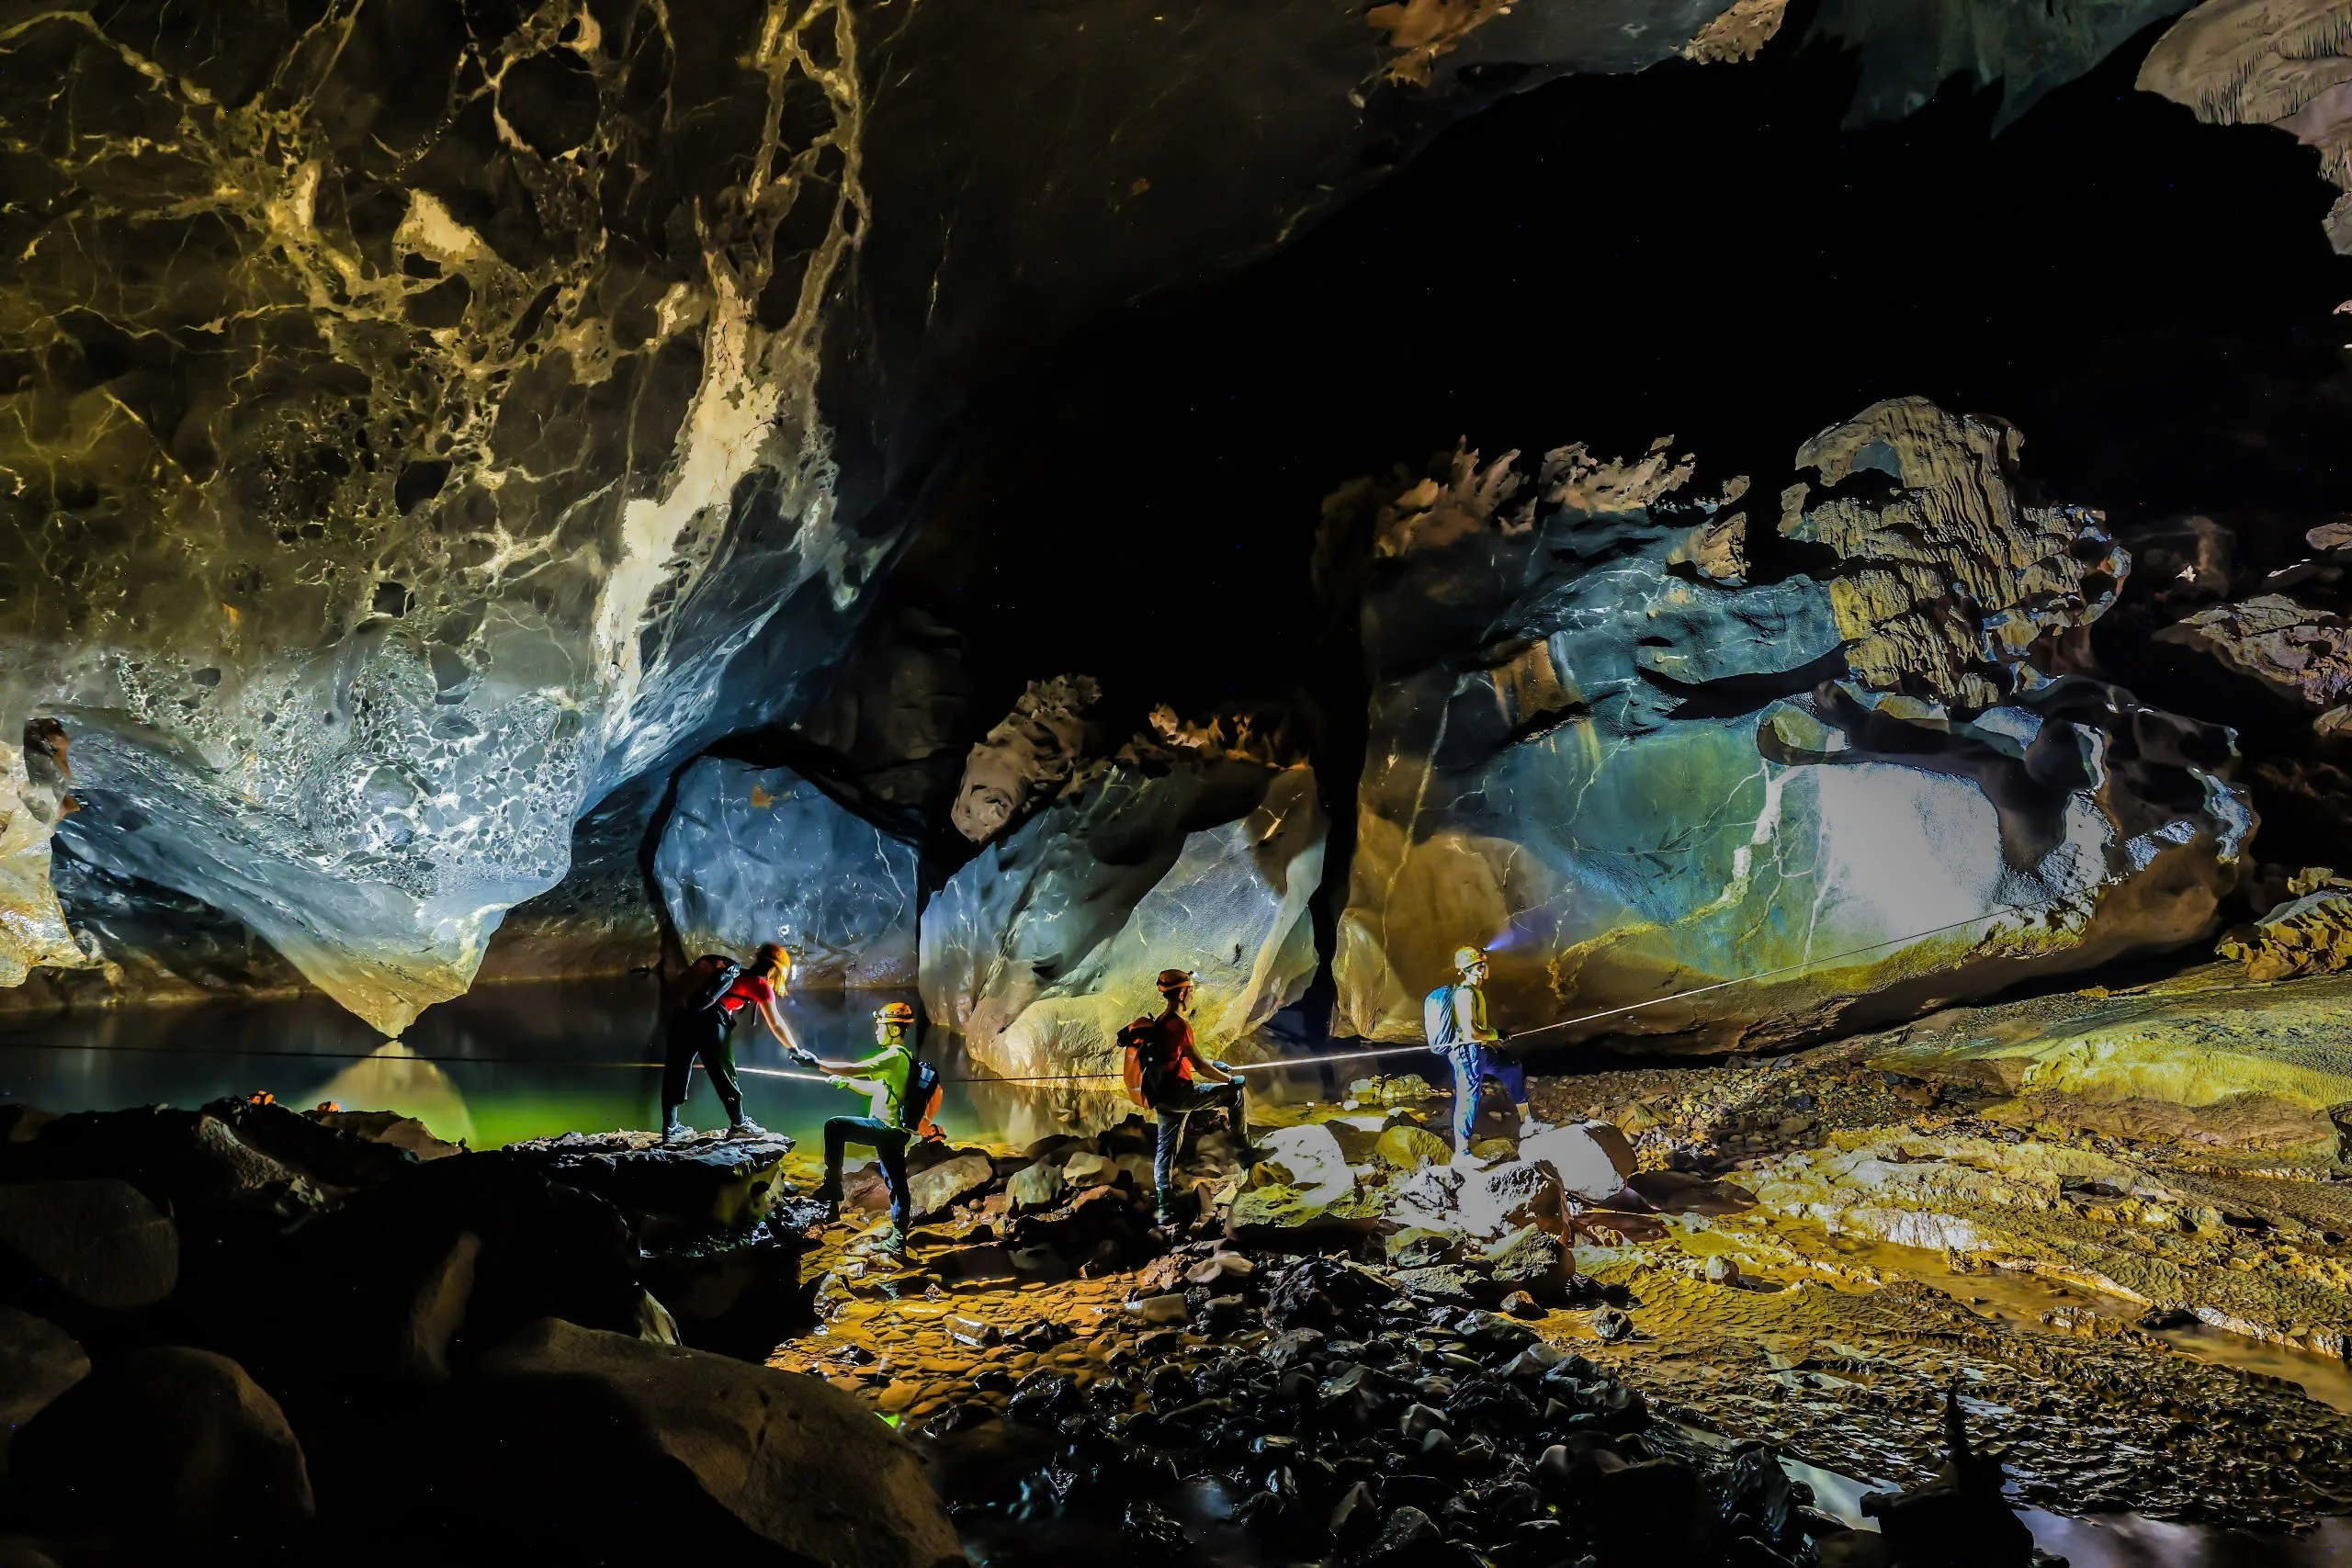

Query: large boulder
1520;1121;1637;1201
461;1318;961;1568
906;1152;995;1219
1330;401;2251;1055
8;1346;314;1559
503;1130;797;1243
0;1309;86;1472
0;1179;176;1314
922;744;1324;1092
653;758;920;987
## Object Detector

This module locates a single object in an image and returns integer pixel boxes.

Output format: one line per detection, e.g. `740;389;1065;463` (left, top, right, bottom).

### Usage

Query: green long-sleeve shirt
838;1044;913;1122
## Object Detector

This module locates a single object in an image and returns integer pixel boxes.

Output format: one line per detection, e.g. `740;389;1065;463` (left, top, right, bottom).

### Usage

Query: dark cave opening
880;17;2352;724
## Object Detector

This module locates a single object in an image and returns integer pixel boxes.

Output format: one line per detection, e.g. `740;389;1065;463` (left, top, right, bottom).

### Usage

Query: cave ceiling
5;0;2346;1034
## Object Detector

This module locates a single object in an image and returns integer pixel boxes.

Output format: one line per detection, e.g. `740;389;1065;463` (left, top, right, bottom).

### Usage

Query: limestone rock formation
0;724;84;991
922;750;1325;1093
950;675;1101;845
0;0;888;1034
786;608;975;833
2140;0;2352;252
1333;400;2252;1054
10;1347;316;1560
1870;965;2352;1153
470;774;664;986
9;0;1810;1033
2160;594;2352;732
0;1308;87;1473
2217;866;2352;979
653;758;917;987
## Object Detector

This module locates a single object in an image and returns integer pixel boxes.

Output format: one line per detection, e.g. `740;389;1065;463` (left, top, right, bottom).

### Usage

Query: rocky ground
764;969;2352;1565
0;967;2347;1565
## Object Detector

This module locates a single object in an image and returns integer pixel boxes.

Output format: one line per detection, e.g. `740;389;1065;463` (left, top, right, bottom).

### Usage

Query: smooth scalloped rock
464;1318;960;1568
922;754;1325;1090
1332;401;2252;1055
1520;1121;1638;1201
653;757;917;987
0;725;84;990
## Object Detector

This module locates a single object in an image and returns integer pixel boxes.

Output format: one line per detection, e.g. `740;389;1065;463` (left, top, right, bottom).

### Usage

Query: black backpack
680;953;743;1015
900;1057;943;1131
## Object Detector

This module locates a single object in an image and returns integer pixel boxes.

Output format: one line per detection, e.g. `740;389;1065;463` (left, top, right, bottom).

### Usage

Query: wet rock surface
464;1318;959;1568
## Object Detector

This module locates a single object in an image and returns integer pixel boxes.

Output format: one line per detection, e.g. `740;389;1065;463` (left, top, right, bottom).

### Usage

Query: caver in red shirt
716;972;775;1016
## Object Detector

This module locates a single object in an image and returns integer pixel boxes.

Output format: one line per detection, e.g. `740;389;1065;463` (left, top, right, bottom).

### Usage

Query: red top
1136;1013;1193;1081
718;972;774;1015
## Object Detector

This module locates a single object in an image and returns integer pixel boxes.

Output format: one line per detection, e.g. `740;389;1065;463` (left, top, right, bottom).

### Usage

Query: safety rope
847;878;2110;1087
2;881;2105;1094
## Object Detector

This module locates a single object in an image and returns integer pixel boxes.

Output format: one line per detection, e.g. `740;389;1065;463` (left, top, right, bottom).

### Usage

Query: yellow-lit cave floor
773;965;2352;1529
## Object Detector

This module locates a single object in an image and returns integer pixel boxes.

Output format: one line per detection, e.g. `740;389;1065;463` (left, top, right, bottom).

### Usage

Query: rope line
906;879;2111;1086
0;883;2103;1094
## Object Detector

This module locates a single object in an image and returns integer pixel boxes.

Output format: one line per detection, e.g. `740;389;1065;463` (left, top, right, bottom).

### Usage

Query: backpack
680;953;744;1016
1115;1015;1158;1107
1424;983;1464;1050
899;1057;944;1131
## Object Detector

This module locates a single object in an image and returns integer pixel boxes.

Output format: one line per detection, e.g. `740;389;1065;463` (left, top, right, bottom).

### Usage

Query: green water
0;976;999;1150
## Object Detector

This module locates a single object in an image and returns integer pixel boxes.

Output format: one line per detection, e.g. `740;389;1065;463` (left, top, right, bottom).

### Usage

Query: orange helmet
1156;968;1194;993
876;1001;917;1025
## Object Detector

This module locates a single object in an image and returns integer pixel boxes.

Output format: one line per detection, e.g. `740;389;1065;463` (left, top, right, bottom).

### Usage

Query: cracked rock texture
921;751;1324;1089
2;0;876;1033
2160;592;2352;731
1332;400;2253;1054
653;757;916;987
949;676;1100;847
0;0;1853;1032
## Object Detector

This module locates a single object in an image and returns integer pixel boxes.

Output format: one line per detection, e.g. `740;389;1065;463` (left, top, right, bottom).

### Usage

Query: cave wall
11;0;2352;1055
0;0;1824;1032
920;754;1326;1080
1329;401;2252;1053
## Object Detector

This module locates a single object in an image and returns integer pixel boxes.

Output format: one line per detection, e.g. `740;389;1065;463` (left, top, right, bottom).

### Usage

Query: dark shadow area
874;20;2352;737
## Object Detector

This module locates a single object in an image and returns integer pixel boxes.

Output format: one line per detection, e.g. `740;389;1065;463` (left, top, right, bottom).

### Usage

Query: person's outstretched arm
754;991;811;1061
1182;1038;1235;1082
810;1044;898;1075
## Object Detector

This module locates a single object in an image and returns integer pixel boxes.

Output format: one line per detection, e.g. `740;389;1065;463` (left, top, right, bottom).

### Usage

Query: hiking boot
728;1117;770;1140
662;1117;691;1145
810;1183;843;1222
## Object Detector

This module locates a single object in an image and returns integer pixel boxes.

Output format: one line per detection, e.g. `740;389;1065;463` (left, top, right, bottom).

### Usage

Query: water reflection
0;978;982;1149
306;1043;476;1145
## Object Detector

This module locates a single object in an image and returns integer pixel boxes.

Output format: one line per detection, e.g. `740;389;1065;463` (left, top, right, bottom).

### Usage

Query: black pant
821;1117;912;1231
661;1009;742;1124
